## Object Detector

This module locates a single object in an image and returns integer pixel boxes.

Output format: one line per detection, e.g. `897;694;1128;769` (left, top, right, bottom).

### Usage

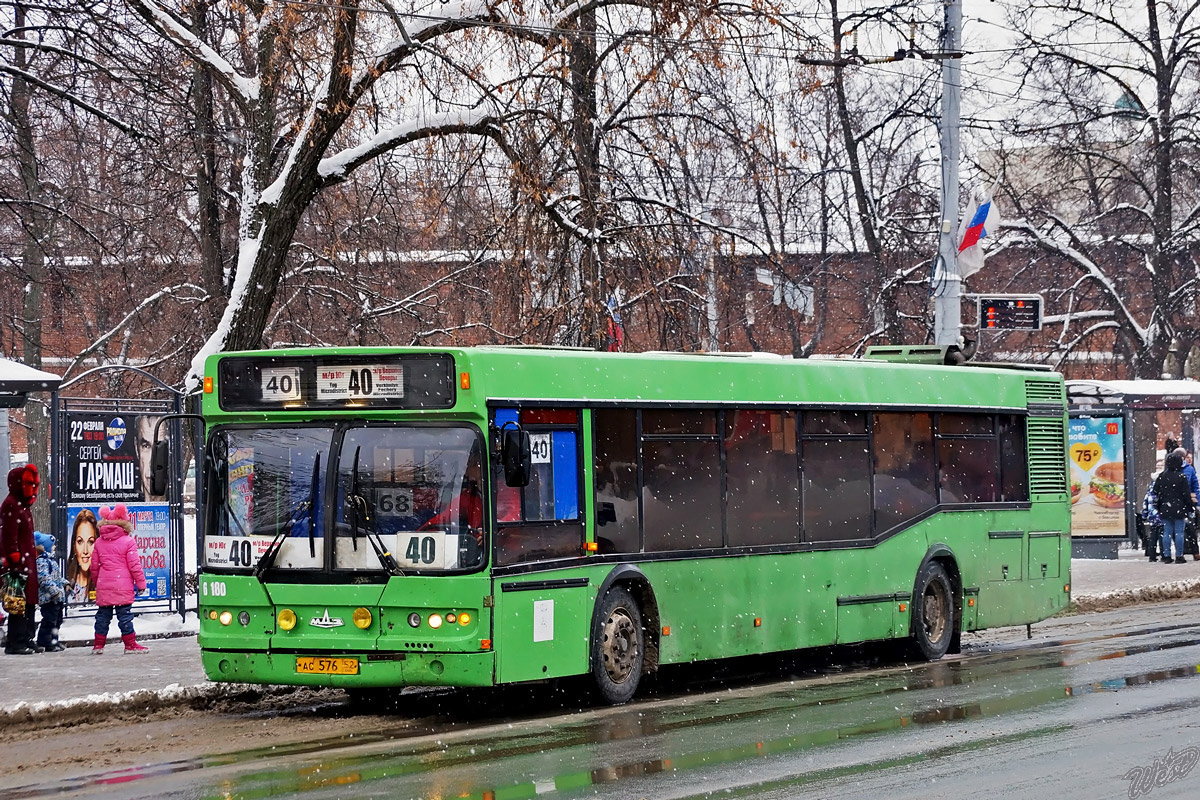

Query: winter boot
122;633;149;654
91;634;106;654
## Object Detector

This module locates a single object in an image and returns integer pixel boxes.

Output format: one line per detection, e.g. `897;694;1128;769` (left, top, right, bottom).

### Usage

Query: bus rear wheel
591;586;644;705
910;561;955;661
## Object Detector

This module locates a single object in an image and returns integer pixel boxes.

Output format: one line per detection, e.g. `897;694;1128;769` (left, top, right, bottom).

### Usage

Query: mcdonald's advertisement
1069;416;1126;538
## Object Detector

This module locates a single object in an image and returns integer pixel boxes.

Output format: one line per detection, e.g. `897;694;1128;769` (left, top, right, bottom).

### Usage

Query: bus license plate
295;656;359;675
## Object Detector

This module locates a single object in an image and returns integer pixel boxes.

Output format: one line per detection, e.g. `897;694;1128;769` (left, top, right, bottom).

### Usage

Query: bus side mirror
150;440;170;497
501;429;531;487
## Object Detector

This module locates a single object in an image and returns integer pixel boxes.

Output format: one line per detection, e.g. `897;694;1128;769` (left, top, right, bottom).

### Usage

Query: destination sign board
217;354;454;411
315;363;404;401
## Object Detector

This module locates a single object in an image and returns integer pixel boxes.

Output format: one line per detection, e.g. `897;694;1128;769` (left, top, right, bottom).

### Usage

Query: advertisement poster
64;503;171;604
63;411;171;605
1069;416;1127;538
227;446;255;533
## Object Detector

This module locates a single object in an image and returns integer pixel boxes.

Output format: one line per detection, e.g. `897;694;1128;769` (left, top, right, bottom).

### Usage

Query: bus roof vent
1025;379;1064;406
862;345;949;365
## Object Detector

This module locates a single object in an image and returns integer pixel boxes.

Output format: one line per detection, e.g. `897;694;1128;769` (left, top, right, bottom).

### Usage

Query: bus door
491;407;590;683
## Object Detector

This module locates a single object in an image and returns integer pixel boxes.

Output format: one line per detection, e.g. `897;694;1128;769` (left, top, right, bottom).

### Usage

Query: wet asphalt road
17;599;1200;800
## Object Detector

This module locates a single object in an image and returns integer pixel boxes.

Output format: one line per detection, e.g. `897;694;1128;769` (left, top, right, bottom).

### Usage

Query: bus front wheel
910;561;955;661
591;586;644;705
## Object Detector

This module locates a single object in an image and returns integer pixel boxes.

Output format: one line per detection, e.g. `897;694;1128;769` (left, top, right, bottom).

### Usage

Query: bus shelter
1066;379;1200;559
0;358;61;466
50;367;189;618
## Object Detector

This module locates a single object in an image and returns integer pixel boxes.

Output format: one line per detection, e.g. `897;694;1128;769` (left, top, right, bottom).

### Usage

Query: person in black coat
1154;452;1193;565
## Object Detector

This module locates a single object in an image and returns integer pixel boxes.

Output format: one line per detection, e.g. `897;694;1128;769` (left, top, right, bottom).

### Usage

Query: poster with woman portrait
65;505;99;604
63;410;174;604
65;503;172;604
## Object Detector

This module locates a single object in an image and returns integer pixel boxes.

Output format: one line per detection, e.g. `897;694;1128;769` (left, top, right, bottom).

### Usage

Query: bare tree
997;0;1200;377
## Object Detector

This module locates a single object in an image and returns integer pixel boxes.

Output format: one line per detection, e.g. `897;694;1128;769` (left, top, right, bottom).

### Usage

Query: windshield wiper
350;450;402;576
254;452;321;581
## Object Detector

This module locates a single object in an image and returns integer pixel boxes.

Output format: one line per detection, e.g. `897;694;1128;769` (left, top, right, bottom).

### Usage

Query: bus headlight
428;613;443;629
353;608;372;629
278;609;297;631
219;611;233;626
238;611;250;626
408;612;421;628
458;612;471;626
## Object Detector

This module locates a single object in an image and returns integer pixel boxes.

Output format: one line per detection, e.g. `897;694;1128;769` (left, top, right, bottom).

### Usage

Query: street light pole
933;0;962;346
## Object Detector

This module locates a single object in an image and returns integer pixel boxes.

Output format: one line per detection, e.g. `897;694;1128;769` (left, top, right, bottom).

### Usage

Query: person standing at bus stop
1;465;41;654
1154;452;1193;565
90;504;149;654
1169;447;1200;561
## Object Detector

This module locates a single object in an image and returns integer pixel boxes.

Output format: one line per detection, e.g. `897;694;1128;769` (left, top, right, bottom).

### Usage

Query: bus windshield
204;424;486;573
335;425;485;572
205;426;332;571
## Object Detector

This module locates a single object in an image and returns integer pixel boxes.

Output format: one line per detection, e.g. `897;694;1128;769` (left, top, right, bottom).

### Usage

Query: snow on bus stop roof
1067;378;1200;409
0;357;60;408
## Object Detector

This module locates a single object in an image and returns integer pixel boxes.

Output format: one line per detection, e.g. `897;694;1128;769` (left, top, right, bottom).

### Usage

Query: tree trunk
10;2;50;530
189;0;227;311
568;7;606;349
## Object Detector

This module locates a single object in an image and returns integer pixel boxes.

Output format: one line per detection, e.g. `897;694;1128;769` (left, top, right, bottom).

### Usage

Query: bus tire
910;561;955;661
591;586;644;705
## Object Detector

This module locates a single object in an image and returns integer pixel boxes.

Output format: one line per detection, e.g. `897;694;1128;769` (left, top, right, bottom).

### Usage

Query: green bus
188;345;1071;704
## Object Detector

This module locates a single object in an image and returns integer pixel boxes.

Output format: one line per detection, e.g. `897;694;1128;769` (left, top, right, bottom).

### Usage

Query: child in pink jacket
91;504;149;654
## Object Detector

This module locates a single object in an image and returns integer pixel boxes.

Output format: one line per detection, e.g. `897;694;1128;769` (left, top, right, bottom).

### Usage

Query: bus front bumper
200;649;497;688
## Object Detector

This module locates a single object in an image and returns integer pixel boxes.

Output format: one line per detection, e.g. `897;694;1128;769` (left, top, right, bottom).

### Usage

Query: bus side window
802;437;871;542
493;409;584;566
872;412;936;534
524;430;579;521
593;408;639;553
936;413;999;504
998;415;1029;501
725;409;800;546
642;438;721;551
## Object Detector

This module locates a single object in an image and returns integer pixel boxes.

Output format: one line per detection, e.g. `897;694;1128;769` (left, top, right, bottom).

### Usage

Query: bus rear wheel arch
590;585;644;705
910;560;957;661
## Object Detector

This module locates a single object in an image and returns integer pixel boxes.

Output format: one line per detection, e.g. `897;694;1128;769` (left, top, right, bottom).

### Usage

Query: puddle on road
12;627;1200;799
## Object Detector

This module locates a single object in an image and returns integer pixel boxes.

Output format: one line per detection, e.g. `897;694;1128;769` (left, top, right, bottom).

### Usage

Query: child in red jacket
91;504;149;654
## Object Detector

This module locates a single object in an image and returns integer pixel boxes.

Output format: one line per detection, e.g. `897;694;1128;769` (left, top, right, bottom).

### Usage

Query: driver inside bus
421;457;484;542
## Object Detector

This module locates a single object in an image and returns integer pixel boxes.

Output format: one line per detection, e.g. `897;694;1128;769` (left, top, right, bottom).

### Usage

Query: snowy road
2;598;1199;799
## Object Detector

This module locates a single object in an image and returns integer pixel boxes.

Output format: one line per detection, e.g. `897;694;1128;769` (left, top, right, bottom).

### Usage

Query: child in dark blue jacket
34;532;67;652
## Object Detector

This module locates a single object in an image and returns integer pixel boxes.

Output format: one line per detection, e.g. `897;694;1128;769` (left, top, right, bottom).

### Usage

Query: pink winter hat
99;503;133;532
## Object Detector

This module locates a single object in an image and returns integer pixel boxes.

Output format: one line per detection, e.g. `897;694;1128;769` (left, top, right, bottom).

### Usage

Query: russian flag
605;292;624;352
958;200;992;252
956;191;1000;278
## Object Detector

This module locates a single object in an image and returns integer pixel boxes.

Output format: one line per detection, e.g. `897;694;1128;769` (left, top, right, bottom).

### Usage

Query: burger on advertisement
1089;462;1125;508
1071;469;1083;505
